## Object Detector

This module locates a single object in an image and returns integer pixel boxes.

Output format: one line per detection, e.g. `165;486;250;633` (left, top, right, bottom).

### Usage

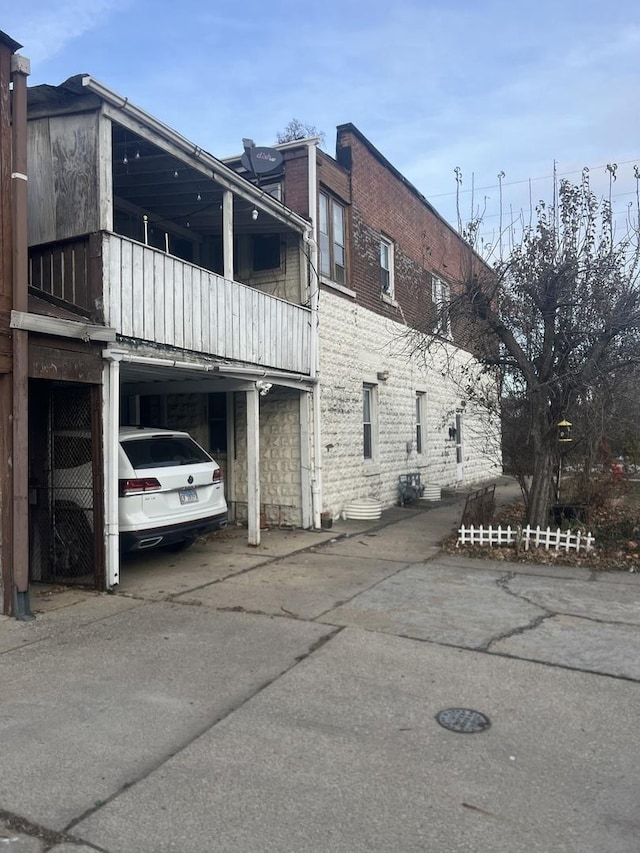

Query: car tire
53;500;93;577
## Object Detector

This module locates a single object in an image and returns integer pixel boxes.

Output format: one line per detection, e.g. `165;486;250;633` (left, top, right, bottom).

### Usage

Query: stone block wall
319;290;501;518
233;388;303;527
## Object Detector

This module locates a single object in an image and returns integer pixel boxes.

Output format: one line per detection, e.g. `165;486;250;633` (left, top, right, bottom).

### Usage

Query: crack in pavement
473;572;555;652
480;612;555;652
494;571;640;629
0;807;107;852
61;625;343;838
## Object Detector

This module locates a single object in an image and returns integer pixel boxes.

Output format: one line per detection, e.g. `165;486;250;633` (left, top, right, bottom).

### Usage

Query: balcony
29;232;312;376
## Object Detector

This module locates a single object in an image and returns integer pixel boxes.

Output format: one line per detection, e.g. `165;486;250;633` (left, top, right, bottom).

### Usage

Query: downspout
102;350;121;588
306;139;322;529
11;53;31;618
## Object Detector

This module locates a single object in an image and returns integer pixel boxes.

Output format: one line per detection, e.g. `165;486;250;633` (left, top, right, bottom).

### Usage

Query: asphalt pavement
1;477;639;852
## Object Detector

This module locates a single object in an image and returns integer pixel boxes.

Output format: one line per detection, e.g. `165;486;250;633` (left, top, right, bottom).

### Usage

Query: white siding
102;234;312;374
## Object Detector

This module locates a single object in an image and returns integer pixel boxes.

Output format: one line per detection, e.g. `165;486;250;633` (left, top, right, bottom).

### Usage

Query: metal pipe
102;349;317;385
306;140;323;530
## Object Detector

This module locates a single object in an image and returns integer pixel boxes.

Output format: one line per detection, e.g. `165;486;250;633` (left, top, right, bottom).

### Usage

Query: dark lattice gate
30;382;103;586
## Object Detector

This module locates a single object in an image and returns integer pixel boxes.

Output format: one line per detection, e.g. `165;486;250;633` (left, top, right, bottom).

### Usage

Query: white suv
118;427;228;552
51;427;228;557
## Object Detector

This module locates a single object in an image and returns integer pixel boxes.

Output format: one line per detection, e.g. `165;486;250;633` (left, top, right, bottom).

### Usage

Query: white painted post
246;385;260;546
222;189;234;282
102;352;121;588
299;391;312;528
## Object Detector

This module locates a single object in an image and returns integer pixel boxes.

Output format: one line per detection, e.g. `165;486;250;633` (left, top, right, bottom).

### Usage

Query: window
431;275;451;337
262;183;282;201
455;411;463;465
380;237;394;298
415;392;425;454
363;384;377;460
319;191;346;285
252;235;281;272
208;392;227;454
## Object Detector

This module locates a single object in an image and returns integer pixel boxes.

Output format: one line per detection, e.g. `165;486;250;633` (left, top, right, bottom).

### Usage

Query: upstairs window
252;235;281;272
380;237;394;298
319;191;346;285
432;275;451;338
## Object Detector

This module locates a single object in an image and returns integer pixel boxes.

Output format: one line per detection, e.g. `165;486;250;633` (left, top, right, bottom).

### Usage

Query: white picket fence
457;524;595;554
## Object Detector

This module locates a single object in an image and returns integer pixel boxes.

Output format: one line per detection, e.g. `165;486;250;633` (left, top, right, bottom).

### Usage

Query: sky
3;0;640;250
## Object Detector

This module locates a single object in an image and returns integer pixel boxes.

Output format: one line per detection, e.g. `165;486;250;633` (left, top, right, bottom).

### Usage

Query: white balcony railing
102;233;311;374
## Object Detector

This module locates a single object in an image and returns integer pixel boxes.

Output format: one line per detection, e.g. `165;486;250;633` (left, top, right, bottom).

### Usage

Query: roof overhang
80;75;310;236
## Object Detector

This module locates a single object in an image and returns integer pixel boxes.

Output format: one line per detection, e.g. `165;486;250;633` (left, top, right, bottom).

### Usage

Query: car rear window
121;436;212;469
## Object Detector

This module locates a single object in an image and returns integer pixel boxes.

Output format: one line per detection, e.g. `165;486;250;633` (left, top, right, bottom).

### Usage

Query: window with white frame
415;392;425;454
431;275;451;337
319;191;346;285
455;410;463;465
363;383;377;460
380;236;394;298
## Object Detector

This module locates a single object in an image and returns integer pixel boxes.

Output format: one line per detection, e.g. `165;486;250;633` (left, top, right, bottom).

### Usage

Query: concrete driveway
1;490;639;852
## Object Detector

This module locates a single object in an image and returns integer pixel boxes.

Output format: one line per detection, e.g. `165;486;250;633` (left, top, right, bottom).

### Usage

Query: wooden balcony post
222;189;234;282
11;52;31;618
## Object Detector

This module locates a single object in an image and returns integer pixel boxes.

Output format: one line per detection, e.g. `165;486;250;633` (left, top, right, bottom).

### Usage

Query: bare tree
414;168;640;526
276;119;325;147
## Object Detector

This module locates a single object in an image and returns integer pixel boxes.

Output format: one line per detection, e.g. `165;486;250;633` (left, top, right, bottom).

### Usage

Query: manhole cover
436;708;491;733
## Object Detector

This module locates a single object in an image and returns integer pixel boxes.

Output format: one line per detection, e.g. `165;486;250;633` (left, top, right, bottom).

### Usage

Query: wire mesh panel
30;384;96;584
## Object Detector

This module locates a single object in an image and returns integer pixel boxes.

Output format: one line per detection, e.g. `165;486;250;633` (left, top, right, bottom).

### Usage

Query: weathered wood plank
164;255;174;345
119;239;133;336
49;113;100;240
191;267;202;351
143;244;155;340
173;258;184;348
131;242;144;337
102;234;311;372
29;341;103;383
183;263;193;350
153;250;165;343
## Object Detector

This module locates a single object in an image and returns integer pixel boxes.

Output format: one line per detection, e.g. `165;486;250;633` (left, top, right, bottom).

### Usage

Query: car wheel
53;501;93;577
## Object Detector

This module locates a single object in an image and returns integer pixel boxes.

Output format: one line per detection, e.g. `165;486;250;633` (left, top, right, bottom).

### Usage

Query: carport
103;346;318;589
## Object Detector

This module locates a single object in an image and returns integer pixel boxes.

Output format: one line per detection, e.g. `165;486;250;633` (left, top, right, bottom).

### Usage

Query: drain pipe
306;138;322;529
102;350;121;588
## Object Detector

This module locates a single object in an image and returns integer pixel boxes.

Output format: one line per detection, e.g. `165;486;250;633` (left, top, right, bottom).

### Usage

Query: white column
103;353;121;587
246;385;260;546
299;391;312;528
222;189;234;281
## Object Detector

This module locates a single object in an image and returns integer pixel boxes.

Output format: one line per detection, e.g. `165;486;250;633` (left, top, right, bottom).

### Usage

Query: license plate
179;487;198;505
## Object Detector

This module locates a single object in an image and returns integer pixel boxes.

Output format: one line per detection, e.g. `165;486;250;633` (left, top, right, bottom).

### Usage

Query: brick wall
281;149;309;219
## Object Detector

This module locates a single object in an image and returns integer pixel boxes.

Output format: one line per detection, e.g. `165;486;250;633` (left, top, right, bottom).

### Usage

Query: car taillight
119;477;161;496
212;468;223;483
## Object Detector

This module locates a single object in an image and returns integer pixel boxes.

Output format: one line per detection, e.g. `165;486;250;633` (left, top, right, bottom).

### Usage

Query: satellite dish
241;140;283;176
